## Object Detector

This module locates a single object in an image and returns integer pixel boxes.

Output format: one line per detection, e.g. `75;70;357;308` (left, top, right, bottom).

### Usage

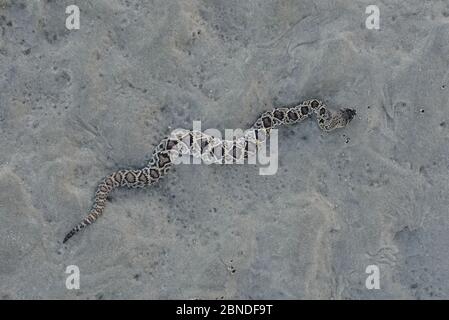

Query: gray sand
0;0;449;299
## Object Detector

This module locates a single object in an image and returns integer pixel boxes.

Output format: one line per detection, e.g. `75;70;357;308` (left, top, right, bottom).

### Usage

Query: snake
63;99;356;243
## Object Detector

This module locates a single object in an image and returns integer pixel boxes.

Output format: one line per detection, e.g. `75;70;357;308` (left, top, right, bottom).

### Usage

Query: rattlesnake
63;99;356;243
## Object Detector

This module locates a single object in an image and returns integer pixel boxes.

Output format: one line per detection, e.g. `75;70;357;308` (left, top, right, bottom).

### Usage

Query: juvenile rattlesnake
63;99;356;243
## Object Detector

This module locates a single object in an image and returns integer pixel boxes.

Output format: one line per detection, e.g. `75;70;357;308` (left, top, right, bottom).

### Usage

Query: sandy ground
0;0;449;299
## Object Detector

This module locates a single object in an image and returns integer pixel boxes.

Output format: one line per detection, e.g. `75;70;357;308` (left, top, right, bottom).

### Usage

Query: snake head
342;108;356;123
338;108;356;127
326;108;356;131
